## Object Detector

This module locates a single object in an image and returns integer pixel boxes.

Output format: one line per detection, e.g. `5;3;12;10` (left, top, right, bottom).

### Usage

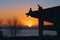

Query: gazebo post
39;17;44;40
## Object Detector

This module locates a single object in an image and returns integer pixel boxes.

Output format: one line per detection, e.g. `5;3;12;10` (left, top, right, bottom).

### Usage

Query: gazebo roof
26;6;60;23
44;6;60;23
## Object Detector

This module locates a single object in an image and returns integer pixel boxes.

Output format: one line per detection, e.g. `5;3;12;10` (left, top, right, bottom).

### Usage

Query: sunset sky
0;0;60;27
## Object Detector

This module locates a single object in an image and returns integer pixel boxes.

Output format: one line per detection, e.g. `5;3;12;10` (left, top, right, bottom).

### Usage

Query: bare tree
12;17;18;37
7;17;13;37
7;17;21;37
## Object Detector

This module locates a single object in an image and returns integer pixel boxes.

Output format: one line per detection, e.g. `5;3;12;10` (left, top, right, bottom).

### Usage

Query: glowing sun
28;25;32;27
22;20;36;27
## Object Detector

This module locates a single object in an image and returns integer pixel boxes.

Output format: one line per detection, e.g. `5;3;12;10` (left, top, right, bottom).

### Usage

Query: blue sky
0;0;60;8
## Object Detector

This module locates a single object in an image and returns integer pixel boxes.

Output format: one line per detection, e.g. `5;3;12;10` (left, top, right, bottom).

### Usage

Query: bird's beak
26;13;29;17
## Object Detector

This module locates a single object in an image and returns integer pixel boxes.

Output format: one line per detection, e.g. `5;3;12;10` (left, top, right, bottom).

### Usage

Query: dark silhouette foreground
26;5;60;40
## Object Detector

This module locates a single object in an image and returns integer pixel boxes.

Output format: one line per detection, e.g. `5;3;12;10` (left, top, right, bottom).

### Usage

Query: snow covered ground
0;29;57;37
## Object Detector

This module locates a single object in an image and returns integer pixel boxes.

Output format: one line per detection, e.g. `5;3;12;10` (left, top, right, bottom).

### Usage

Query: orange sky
0;4;54;27
0;7;54;26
